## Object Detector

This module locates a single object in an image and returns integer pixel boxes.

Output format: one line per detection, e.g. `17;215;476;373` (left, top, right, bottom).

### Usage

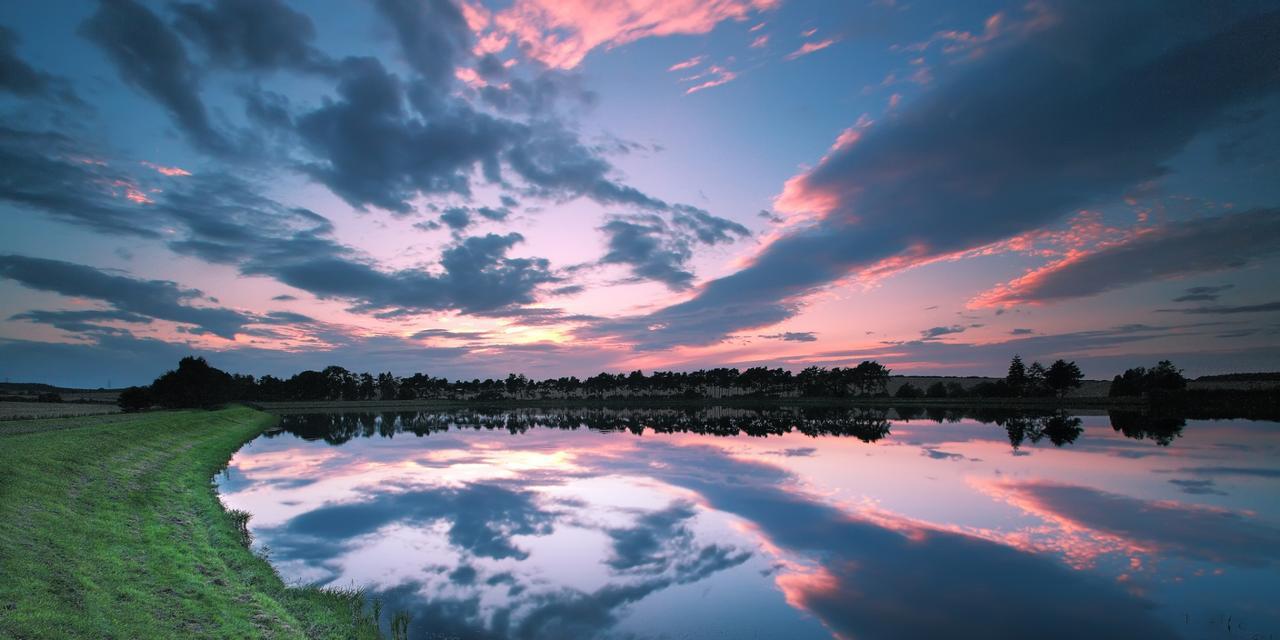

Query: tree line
119;357;897;410
117;353;1191;411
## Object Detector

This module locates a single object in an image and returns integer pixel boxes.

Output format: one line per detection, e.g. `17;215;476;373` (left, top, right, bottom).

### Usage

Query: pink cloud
785;38;836;60
667;55;706;72
489;0;778;69
683;64;738;94
140;161;191;177
750;34;770;48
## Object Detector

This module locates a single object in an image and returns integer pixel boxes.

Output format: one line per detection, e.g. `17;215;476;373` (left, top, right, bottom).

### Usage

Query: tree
1147;360;1186;393
149;356;236;408
1109;360;1186;397
1006;355;1028;395
1027;362;1048;396
926;381;949;398
117;386;152;412
1044;359;1083;397
852;361;891;396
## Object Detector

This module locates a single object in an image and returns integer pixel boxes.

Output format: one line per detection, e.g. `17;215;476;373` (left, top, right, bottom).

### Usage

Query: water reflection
219;407;1280;639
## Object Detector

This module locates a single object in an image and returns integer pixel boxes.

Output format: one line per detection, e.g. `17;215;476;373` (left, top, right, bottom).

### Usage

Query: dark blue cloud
1159;299;1280;315
599;210;749;290
1173;284;1234;303
759;331;818;342
294;55;513;213
373;0;469;88
172;0;332;73
985;209;1280;305
0;254;253;338
0;25;49;95
920;325;966;340
600;215;696;290
439;206;472;230
80;0;231;154
8;309;153;333
0;128;561;317
591;2;1280;348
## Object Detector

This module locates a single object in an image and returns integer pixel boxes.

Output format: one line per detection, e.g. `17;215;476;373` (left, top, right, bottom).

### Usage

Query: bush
895;383;923;398
35;392;62;403
117;386;153;412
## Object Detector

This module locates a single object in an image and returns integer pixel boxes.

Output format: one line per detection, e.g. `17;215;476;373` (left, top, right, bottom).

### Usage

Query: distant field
0;402;120;421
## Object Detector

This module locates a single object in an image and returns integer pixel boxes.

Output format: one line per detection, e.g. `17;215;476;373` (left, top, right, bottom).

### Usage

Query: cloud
0;254;253;338
999;480;1280;567
0;25;50;95
486;0;777;69
1173;284;1233;302
1155;467;1280;479
0;126;563;318
784;38;836;60
759;331;817;342
667;55;704;72
8;309;153;333
80;0;231;154
251;232;561;316
599;210;748;290
920;325;966;340
1158;300;1280;315
1167;479;1227;496
600;216;696;290
287;52;675;215
682;65;738;94
172;0;331;72
410;328;490;342
292;56;511;213
439;206;473;230
973;209;1280;306
589;4;1280;348
373;0;470;86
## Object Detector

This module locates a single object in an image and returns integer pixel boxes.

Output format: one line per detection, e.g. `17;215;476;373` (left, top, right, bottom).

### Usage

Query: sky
1;0;1279;387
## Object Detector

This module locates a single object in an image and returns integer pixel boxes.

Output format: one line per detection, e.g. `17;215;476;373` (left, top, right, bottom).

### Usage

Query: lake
217;407;1280;639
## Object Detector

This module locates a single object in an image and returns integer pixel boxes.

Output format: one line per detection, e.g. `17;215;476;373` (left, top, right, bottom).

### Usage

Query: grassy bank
0;406;382;639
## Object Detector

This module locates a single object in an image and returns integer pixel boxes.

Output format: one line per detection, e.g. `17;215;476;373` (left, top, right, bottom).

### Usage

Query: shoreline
249;395;1148;414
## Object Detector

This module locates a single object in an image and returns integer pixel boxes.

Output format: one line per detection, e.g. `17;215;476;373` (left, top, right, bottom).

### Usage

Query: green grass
0;406;383;639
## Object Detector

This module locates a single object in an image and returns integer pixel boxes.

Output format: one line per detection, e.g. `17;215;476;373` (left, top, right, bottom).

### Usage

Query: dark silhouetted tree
1006;355;1028;396
1045;359;1083;398
117;386;152;412
895;382;922;398
149;356;236;408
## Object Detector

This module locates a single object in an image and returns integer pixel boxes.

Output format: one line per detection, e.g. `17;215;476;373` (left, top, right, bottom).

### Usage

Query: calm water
217;407;1280;639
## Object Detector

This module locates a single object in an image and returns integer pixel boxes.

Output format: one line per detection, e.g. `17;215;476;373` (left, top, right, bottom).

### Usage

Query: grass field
0;406;383;640
0;402;120;422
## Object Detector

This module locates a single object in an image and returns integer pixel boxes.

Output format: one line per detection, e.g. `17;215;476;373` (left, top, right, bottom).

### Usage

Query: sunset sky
2;0;1278;387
